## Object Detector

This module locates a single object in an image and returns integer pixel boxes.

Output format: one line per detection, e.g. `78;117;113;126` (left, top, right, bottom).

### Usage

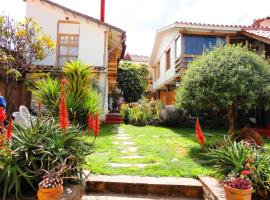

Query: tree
175;44;270;135
118;61;149;103
0;16;54;113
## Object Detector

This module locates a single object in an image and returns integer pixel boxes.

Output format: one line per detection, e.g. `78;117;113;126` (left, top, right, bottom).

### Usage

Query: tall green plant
30;60;100;124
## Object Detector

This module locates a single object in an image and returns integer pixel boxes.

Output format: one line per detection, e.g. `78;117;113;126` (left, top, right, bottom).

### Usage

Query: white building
23;0;126;117
150;20;270;106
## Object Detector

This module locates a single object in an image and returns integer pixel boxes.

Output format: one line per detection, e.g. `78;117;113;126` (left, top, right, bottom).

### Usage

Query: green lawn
85;124;270;178
85;124;224;177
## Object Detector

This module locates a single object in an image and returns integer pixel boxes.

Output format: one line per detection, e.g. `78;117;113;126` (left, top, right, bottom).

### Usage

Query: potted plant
37;158;72;200
222;172;253;200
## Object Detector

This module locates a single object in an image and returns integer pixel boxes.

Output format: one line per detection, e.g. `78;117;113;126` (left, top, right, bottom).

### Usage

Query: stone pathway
108;125;153;168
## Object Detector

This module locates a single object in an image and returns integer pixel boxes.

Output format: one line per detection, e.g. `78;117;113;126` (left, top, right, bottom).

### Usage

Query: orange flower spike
94;112;100;137
59;78;69;131
0;107;6;129
6;116;12;141
195;117;205;145
88;114;94;134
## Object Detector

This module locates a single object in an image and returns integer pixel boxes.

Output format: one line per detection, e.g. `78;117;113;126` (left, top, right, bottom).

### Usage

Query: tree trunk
227;105;236;137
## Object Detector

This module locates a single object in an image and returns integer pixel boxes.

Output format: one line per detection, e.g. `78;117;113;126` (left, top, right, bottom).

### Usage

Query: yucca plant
206;137;252;176
30;60;101;124
0;116;94;199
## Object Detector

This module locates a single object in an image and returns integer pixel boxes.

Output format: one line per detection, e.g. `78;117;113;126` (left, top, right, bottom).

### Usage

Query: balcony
175;54;195;75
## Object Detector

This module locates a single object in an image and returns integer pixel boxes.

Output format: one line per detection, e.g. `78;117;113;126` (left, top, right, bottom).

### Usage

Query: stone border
198;176;225;200
86;175;203;199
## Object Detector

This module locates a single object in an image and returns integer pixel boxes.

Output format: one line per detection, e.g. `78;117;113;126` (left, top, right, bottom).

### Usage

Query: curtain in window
183;35;225;55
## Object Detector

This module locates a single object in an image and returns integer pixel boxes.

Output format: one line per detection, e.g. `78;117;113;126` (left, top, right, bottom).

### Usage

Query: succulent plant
38;174;63;189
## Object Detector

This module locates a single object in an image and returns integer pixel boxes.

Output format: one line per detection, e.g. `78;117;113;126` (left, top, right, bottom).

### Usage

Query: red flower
94;112;99;137
59;78;69;131
6;116;12;141
88;114;94;134
61;78;68;87
195;117;205;145
0;107;6;122
241;170;251;175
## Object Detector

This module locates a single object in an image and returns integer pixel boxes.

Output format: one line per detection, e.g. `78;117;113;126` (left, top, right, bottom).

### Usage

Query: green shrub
120;104;131;123
206;137;270;198
30;60;100;125
120;98;162;126
0;117;93;199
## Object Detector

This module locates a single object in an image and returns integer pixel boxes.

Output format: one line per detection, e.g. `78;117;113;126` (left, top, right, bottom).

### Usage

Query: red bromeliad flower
94;112;100;137
6;116;12;141
195;117;205;145
59;78;69;131
241;170;251;175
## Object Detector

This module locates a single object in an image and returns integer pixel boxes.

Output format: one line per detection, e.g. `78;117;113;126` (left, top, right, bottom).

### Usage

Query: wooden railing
175;54;196;73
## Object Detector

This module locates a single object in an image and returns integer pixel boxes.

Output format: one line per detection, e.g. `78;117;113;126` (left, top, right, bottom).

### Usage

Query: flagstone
117;134;128;137
108;163;152;168
121;155;144;159
122;141;135;145
116;136;130;140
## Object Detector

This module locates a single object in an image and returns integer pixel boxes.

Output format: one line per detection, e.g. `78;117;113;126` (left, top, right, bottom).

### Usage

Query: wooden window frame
56;20;80;66
57;34;80;66
166;48;171;71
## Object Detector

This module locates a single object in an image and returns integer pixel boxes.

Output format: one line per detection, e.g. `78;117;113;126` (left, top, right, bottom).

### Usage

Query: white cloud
1;0;270;56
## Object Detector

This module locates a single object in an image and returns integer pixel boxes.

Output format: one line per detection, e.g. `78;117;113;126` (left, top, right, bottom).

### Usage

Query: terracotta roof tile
124;54;149;63
243;29;270;40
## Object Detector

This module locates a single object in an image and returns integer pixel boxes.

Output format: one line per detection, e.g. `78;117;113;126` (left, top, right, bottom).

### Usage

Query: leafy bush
120;98;162;126
118;62;149;103
30;60;100;124
206;138;270;198
176;44;270;135
0;117;93;199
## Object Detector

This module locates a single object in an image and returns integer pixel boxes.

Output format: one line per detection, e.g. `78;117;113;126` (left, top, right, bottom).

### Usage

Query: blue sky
1;0;270;56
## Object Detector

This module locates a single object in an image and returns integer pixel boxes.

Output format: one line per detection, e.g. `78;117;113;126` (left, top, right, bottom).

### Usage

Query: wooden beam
179;30;237;36
226;34;230;45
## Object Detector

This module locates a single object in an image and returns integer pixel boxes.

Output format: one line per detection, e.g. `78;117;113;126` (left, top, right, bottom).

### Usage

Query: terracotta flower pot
37;185;63;200
224;185;252;200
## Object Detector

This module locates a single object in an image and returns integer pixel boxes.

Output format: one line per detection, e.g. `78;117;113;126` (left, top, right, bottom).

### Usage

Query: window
166;48;171;70
183;35;225;55
58;34;79;66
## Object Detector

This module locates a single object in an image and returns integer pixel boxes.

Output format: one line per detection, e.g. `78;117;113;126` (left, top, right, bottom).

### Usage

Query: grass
85;124;228;177
85;124;270;178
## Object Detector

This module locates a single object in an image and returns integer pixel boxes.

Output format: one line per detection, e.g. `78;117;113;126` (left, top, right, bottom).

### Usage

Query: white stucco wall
25;0;110;118
25;0;106;67
152;29;179;90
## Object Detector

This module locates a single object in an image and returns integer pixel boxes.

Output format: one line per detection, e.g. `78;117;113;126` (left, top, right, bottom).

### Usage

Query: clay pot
37;185;63;200
224;185;252;200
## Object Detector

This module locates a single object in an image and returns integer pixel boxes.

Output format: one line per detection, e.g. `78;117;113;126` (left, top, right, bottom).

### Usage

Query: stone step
82;193;201;200
86;175;203;199
198;176;225;200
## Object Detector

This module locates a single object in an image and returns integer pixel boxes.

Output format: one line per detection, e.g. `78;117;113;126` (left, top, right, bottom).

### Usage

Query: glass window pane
183;35;225;55
59;46;69;56
60;35;69;45
59;56;69;66
69;47;79;56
